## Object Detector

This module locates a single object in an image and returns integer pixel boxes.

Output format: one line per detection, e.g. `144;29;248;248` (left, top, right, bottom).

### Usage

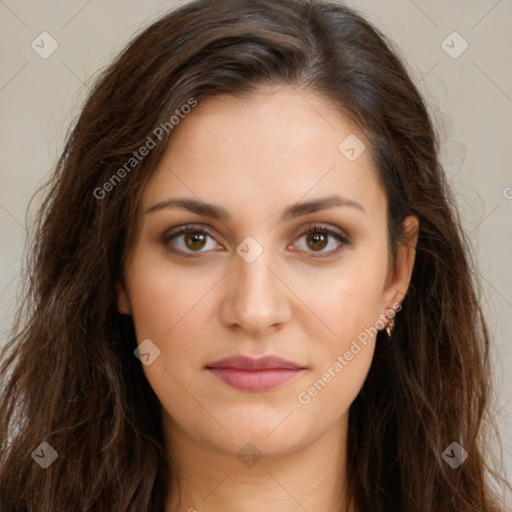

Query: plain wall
1;0;511;497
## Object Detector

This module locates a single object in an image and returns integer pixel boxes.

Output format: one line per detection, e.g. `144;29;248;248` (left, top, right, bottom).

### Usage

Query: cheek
293;255;386;413
295;342;374;433
299;252;388;349
125;256;218;432
123;253;220;401
126;253;220;342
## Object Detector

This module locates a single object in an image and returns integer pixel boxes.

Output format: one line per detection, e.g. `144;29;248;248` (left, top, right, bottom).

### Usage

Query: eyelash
162;223;350;259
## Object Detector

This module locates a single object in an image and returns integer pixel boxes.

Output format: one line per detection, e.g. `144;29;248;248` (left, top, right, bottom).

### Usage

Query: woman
0;0;508;510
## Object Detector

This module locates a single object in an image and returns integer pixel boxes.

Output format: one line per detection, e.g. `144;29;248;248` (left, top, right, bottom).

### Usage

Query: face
116;86;418;459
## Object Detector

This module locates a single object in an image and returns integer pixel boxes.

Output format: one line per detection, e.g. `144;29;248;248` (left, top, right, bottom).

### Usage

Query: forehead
142;87;386;222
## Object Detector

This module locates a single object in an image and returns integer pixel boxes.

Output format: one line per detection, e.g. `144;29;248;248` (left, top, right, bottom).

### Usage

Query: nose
219;244;292;338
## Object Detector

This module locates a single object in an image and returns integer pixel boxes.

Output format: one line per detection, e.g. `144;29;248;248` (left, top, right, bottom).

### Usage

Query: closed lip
206;355;306;371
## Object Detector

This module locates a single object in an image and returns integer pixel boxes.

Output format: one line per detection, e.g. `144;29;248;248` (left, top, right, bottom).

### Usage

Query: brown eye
305;232;329;251
184;232;207;251
295;224;350;257
162;223;349;259
162;225;221;257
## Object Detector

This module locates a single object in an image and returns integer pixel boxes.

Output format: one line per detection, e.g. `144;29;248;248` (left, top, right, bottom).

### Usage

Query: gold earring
385;318;395;338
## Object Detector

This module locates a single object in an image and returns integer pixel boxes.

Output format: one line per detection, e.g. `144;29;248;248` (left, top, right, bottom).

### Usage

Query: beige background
1;0;511;496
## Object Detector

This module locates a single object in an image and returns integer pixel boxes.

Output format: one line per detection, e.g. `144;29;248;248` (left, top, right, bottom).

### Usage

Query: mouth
205;354;307;391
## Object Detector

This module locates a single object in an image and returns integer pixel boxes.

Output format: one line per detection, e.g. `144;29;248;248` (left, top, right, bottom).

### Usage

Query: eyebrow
145;194;365;221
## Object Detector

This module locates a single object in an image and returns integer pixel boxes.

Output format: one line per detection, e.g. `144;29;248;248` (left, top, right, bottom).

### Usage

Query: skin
116;86;419;512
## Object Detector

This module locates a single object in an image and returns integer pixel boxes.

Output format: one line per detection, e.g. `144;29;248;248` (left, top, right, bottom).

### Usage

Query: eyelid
291;224;350;258
162;222;350;257
161;223;224;257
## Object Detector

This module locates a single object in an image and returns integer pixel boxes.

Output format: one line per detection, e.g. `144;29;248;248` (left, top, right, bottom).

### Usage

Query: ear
381;215;419;312
115;281;132;315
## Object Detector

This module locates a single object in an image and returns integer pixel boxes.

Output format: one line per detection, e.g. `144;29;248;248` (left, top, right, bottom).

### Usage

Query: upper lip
206;355;305;370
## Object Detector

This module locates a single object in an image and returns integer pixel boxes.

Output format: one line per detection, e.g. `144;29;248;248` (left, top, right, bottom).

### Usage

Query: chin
199;413;315;458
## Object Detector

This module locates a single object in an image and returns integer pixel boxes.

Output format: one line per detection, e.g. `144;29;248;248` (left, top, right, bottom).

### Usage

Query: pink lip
206;355;306;391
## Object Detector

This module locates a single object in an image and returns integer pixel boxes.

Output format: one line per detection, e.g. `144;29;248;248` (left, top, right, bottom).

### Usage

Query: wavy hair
0;0;508;510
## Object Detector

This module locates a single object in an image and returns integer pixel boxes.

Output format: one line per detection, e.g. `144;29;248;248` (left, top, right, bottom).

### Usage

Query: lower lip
207;368;304;391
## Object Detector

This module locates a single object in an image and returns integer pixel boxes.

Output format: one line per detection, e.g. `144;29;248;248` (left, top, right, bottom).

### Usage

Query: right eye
162;224;224;257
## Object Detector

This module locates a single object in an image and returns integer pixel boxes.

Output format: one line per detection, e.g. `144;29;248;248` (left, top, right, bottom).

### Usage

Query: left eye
162;224;349;257
294;225;350;256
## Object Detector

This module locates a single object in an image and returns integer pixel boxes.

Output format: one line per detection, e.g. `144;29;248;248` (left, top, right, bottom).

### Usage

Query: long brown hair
0;0;508;510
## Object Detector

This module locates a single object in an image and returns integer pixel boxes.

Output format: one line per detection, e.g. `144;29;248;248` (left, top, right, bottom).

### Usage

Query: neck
162;411;357;512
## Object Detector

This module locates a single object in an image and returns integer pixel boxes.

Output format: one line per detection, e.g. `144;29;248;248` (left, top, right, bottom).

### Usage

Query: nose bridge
235;241;278;306
237;244;273;291
221;238;290;334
